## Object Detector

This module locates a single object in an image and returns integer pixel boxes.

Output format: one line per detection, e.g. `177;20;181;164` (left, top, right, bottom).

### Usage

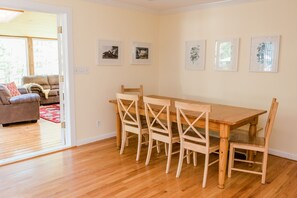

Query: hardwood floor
0;119;62;160
0;137;296;197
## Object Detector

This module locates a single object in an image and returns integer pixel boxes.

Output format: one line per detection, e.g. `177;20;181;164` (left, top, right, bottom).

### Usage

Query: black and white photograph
132;42;152;64
97;40;122;65
135;47;149;59
102;45;119;59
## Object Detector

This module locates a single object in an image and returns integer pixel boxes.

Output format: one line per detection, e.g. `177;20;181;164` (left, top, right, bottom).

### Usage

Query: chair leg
261;152;268;184
176;148;185;178
120;131;127;155
166;143;172;174
136;133;142;161
193;152;197;167
228;144;235;178
202;153;209;188
186;149;190;164
156;140;161;154
145;136;153;166
164;143;168;156
144;134;149;145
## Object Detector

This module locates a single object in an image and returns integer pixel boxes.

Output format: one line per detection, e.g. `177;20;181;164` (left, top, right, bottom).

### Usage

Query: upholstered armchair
0;84;40;126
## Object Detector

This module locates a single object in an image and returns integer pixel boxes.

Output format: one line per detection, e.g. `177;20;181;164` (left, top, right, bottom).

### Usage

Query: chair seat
229;131;265;147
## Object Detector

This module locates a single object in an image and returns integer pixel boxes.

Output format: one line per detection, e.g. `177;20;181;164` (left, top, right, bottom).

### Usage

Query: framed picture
249;35;280;72
131;42;152;64
185;40;206;70
97;40;122;65
214;38;239;71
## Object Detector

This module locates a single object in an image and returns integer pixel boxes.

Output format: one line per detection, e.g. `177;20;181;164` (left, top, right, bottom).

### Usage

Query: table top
109;95;267;126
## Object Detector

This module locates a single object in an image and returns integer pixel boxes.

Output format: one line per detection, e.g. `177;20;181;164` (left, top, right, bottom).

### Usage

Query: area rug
39;104;60;123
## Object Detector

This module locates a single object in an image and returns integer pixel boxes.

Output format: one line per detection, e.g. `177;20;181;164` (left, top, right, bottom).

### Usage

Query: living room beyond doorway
0;9;65;163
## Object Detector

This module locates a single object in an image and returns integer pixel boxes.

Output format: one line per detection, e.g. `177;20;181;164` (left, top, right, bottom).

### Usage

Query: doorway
0;1;75;165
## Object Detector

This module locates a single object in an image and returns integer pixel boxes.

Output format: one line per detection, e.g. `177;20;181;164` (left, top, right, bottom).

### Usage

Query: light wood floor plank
0;138;296;197
0;119;62;160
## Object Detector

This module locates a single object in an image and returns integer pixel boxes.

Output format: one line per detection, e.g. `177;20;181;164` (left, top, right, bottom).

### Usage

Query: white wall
158;0;297;158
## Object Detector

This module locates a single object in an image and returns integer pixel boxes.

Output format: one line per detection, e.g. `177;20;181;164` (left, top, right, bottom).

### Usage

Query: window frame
0;34;58;77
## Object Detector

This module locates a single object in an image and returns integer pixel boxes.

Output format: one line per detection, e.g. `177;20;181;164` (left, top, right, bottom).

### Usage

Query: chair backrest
143;96;172;138
121;85;143;96
175;101;211;148
264;98;278;147
116;93;141;132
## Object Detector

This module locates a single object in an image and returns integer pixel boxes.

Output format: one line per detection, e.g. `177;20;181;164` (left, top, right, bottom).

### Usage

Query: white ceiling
91;0;250;13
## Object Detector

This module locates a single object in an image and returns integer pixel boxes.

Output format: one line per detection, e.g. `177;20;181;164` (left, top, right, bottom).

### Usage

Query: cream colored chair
121;85;145;146
228;98;278;184
116;93;148;161
121;85;143;96
175;101;219;188
143;96;179;174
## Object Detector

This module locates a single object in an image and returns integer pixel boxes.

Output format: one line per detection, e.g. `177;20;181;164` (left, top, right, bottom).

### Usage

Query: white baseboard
76;133;297;162
269;148;297;161
76;131;116;146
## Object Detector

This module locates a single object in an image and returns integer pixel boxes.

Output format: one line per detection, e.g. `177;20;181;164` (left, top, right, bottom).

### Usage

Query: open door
57;15;66;145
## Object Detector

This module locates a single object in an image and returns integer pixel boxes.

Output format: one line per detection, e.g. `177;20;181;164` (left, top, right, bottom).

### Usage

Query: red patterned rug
39;104;60;123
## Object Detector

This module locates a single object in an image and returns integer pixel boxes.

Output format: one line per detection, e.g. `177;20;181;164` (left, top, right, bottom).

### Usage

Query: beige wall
11;0;295;158
0;11;57;38
32;0;160;142
158;0;297;157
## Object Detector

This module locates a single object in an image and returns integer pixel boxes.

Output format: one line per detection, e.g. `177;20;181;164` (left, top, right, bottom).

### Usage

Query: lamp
0;8;24;23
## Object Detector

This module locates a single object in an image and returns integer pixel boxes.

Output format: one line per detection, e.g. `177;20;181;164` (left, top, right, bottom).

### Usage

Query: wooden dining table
109;95;267;189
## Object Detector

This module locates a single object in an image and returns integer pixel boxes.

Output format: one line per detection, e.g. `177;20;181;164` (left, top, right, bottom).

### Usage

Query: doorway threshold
0;145;73;167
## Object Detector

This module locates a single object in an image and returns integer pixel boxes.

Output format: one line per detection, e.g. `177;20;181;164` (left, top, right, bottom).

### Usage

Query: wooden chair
121;85;145;146
121;85;143;96
175;101;219;188
143;96;179;174
116;93;148;161
228;98;279;184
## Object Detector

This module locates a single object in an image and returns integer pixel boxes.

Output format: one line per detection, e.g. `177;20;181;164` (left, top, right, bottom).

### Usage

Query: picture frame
249;35;280;72
214;38;239;72
131;42;152;65
97;40;122;66
185;40;206;70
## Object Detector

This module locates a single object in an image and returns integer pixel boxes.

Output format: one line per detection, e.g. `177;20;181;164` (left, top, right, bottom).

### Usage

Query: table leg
248;117;258;160
115;107;122;149
218;124;230;189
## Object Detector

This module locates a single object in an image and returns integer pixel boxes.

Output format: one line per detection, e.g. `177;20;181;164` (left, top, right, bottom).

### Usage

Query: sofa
0;84;40;126
22;75;60;105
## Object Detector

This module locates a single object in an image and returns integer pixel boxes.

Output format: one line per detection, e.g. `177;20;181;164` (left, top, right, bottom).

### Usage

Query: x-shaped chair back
175;101;211;147
116;93;141;129
143;96;172;138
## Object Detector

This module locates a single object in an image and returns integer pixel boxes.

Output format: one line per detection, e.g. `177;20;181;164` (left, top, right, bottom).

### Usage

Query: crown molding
161;0;264;15
87;0;265;15
87;0;160;14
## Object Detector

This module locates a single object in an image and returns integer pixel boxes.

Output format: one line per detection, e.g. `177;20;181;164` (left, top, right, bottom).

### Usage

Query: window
0;36;58;85
0;37;28;85
33;39;59;75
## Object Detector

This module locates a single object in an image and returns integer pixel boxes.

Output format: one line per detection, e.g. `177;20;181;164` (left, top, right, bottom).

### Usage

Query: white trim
269;148;297;161
0;0;76;146
162;0;264;14
0;145;72;166
87;0;265;15
77;132;116;146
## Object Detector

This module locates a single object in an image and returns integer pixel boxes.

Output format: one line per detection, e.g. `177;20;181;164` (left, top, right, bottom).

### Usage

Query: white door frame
0;0;76;147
